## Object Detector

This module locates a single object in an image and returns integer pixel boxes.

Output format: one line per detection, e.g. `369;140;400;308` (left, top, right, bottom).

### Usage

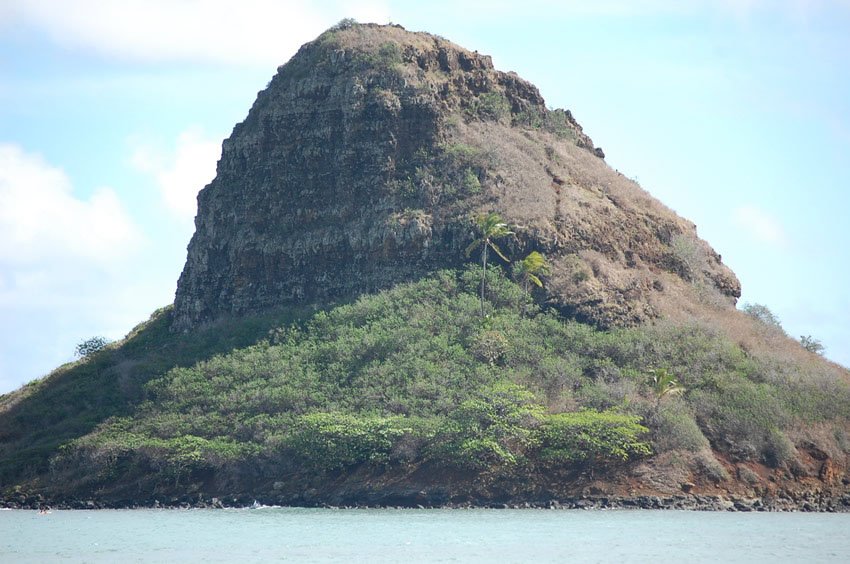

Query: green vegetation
741;302;784;331
800;335;825;355
391;143;488;208
468;92;511;122
4;265;847;501
0;305;315;484
649;368;685;404
743;304;828;356
7;21;846;505
356;41;404;70
514;107;580;141
466;213;513;316
327;18;358;33
513;251;550;294
538;411;651;466
3;263;849;502
74;336;112;359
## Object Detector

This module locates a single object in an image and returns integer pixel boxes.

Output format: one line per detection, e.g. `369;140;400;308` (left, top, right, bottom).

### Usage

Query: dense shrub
650;401;710;452
284;412;416;471
74;336;111;358
741;303;784;333
27;266;847;488
536;410;651;467
800;335;825;355
690;379;795;465
468;92;511;122
429;382;543;469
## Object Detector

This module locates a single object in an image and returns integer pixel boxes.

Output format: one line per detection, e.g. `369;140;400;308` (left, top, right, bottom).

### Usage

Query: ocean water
1;507;848;563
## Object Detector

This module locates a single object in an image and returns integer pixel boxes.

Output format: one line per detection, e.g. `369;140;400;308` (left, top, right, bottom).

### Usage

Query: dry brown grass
312;25;848;400
656;273;849;383
440;115;742;326
328;23;470;57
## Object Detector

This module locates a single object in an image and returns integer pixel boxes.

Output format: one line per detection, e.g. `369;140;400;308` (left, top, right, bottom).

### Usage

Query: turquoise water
1;507;848;563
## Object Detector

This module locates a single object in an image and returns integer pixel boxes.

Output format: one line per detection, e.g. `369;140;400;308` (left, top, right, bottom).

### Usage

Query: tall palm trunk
466;212;513;319
521;277;528;318
480;244;488;317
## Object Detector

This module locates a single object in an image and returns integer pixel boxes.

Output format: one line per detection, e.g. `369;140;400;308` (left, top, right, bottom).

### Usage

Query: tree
537;410;652;473
800;335;825;355
75;336;111;358
741;303;783;331
465;212;513;316
513;251;550;317
649;368;685;407
513;251;550;292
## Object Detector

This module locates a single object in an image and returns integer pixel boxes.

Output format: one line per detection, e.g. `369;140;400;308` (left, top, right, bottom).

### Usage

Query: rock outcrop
173;22;740;331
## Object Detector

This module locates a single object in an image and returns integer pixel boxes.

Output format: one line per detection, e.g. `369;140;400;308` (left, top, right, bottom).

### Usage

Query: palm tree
513;251;550;317
514;251;550;294
649;368;685;408
465;212;513;316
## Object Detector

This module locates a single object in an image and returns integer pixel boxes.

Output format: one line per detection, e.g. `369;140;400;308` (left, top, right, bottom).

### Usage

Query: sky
1;0;848;394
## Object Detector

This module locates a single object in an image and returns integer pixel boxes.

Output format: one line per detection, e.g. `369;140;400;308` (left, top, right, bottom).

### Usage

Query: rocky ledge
172;22;740;332
5;492;849;512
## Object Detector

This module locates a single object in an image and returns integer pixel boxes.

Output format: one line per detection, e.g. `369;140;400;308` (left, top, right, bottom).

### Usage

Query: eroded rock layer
173;22;740;331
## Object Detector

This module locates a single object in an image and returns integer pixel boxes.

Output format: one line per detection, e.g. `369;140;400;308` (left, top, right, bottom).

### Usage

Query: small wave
250;501;282;510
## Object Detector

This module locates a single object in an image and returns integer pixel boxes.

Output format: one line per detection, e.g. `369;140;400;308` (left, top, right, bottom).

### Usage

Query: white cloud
131;128;221;221
392;0;849;21
5;0;390;65
0;144;140;265
0;145;150;394
732;205;788;247
4;0;848;69
0;142;143;327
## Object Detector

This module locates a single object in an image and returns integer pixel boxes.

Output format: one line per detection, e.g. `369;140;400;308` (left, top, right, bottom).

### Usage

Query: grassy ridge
15;267;846;500
0;304;316;485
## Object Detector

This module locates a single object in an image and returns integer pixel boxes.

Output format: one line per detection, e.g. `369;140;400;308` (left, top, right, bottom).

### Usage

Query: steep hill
173;21;739;332
2;22;848;510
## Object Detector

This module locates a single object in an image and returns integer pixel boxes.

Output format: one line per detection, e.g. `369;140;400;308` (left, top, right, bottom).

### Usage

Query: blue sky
1;0;848;394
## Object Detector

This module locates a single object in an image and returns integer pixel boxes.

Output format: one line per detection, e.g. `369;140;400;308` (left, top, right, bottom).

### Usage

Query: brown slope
172;21;739;332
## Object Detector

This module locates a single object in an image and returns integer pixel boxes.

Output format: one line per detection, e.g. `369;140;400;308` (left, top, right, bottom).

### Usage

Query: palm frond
476;213;513;238
521;251;550;275
650;368;685;399
489;241;510;262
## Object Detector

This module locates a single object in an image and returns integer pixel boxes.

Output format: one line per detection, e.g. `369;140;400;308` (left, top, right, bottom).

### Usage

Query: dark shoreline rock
4;493;849;512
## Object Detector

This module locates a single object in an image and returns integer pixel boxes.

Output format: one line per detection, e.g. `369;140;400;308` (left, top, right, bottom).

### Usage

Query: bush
651;401;710;452
284;412;415;472
468;92;510;122
669;234;707;281
737;465;760;485
27;267;849;494
536;410;651;467
75;336;111;358
691;379;793;464
461;168;481;194
800;335;825;355
471;330;509;366
377;42;403;67
327;18;357;32
430;382;543;469
694;448;730;482
542;108;578;140
763;427;796;468
741;303;784;332
576;378;637;411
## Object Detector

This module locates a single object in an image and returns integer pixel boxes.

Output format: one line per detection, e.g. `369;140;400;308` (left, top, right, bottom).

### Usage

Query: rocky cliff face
173;22;740;331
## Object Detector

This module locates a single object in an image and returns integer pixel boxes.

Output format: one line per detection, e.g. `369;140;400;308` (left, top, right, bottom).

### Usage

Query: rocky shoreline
5;491;849;512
